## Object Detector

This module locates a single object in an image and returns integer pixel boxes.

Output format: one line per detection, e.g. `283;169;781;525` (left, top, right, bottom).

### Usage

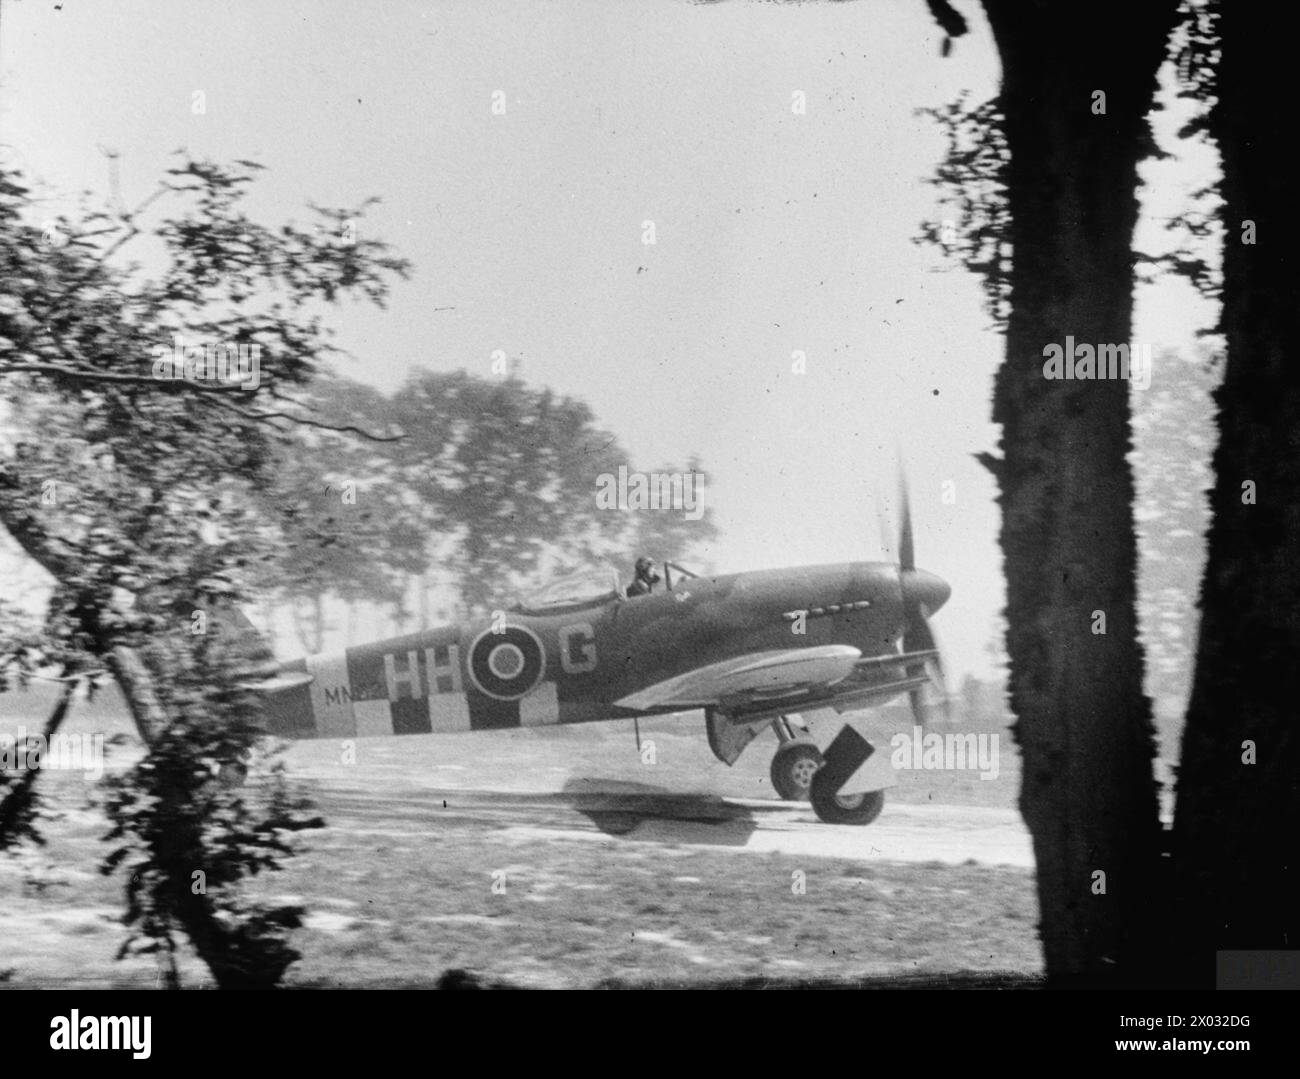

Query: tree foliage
0;156;408;985
310;370;721;618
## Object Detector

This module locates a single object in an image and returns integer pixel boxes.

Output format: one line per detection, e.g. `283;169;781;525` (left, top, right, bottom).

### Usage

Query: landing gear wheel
809;770;885;825
770;740;824;801
214;756;250;788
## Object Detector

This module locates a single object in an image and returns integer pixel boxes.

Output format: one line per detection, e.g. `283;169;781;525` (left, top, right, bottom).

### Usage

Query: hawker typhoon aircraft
238;490;951;825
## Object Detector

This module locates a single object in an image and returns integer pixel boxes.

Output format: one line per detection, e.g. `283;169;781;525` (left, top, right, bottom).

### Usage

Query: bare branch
203;392;404;442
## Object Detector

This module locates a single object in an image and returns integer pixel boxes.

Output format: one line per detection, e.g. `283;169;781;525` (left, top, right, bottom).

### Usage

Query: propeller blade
897;470;915;573
906;611;953;729
894;465;951;727
904;603;935;654
904;601;944;727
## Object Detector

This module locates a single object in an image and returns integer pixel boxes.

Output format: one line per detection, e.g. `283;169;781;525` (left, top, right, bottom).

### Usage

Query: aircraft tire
770;740;824;801
809;771;885;825
214;756;250;788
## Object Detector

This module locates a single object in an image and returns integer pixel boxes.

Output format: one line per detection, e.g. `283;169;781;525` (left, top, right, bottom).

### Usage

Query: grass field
1;683;1042;988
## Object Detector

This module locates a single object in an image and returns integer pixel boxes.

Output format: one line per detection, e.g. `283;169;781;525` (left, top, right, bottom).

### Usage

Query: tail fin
206;603;273;663
195;602;316;702
200;602;280;679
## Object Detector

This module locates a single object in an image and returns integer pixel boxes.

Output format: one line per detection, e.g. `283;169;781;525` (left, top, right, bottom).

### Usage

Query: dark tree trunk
982;0;1178;982
0;672;76;846
0;467;169;747
1171;3;1300;985
103;646;170;746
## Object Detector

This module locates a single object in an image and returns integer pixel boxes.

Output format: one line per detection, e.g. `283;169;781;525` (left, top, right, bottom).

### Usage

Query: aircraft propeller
895;470;952;729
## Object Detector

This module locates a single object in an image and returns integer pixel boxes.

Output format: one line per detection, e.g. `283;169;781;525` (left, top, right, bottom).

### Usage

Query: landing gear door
802;711;898;795
705;708;763;765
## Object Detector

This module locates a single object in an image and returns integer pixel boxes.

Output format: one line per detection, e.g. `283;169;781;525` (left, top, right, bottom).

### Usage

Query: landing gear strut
768;717;822;801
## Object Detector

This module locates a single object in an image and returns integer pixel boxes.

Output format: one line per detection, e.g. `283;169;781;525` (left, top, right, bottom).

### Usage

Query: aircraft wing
614;645;862;711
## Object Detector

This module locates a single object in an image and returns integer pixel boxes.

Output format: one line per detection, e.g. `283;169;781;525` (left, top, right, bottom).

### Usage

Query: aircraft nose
901;568;951;615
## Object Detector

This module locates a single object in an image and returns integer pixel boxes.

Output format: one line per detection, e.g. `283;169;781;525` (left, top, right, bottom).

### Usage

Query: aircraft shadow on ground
559;777;766;842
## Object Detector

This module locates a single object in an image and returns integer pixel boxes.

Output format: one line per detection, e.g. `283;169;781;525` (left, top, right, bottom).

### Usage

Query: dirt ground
1;685;1042;988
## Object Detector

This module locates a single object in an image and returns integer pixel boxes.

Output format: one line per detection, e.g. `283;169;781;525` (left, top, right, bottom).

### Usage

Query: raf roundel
467;624;546;700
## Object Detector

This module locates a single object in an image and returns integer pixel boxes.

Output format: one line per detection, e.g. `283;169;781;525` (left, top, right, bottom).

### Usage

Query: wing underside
614;645;937;716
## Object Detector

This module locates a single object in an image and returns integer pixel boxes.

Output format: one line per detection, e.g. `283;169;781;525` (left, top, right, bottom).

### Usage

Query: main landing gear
769;722;823;801
768;716;886;825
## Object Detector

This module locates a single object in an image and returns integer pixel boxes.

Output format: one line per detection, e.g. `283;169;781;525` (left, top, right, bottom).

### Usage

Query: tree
263;370;721;627
0;157;406;985
915;0;1300;986
247;375;427;652
928;0;1180;981
100;629;324;989
1170;0;1300;983
386;370;633;610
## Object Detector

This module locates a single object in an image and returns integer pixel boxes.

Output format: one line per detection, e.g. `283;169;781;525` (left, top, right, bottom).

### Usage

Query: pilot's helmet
635;556;655;574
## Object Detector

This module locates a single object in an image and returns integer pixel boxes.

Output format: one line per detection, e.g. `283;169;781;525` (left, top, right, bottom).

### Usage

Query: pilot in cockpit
626;556;662;597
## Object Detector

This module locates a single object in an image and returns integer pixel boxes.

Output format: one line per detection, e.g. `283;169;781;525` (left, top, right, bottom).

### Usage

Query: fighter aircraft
239;491;951;825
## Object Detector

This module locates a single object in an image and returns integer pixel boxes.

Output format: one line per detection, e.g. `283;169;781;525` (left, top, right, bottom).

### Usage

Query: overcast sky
0;0;1215;680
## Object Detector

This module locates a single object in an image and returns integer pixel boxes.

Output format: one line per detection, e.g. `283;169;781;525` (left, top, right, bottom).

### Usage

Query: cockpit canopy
514;565;623;613
512;561;700;614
